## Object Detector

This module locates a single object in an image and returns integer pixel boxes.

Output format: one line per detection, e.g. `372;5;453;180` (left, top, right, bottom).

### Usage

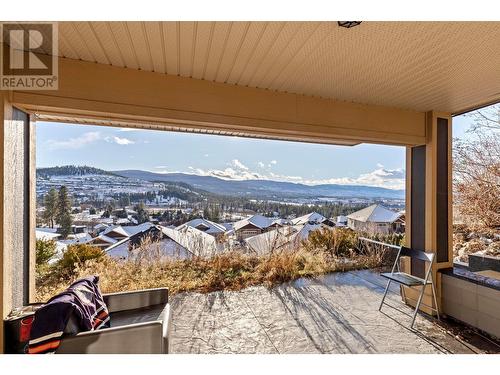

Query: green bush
36;239;57;266
58;244;105;275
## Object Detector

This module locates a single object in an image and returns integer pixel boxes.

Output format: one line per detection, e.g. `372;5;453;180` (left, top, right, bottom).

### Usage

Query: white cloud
106;136;135;145
270;160;277;165
204;154;209;157
304;166;405;190
230;159;249;170
182;161;405;189
47;131;101;150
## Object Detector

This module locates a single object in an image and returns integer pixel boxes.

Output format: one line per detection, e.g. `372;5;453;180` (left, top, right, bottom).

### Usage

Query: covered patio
1;21;500;353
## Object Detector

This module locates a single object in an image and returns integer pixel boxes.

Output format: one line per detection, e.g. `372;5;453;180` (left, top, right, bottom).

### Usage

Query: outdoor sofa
56;287;172;354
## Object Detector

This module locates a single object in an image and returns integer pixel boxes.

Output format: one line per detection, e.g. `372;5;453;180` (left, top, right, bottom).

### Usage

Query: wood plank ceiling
53;22;500;114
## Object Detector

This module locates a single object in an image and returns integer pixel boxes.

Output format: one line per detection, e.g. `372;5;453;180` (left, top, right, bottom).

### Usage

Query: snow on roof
271;218;291;226
122;222;154;236
68;233;93;243
161;226;221;257
291;212;326;225
36;229;61;241
336;215;348;223
105;240;130;259
245;223;324;255
36;227;58;234
244;226;298;255
176;218;226;235
93;223;109;230
293;223;323;241
347;204;401;223
116;218;132;225
220;222;234;231
107;236;193;261
102;225;130;238
233;214;272;231
91;234;118;245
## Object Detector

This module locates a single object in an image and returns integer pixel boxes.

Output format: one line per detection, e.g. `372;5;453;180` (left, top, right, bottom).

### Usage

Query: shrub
35;239;391;302
57;243;105;276
304;227;358;257
36;239;57;266
365;232;405;247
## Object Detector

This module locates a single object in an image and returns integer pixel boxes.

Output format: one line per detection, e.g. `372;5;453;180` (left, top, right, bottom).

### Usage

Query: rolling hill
113;169;405;200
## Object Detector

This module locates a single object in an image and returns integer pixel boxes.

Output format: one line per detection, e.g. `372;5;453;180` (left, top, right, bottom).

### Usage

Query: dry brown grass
36;237;391;302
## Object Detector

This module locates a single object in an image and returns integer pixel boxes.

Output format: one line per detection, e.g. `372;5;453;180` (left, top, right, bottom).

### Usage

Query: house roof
90;234;118;245
244;226;298;255
271;218;291;226
291;212;326;225
161;226;221;257
35;229;61;241
233;215;272;231
176;218;226;235
102;225;129;238
347;204;401;223
122;222;155;236
245;223;323;255
293;223;324;241
93;223;109;230
69;233;93;243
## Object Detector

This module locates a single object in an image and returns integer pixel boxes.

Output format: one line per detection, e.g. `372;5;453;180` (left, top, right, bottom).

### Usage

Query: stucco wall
2;105;31;315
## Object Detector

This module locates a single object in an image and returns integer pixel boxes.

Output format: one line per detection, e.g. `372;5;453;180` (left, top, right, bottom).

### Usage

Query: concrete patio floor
170;269;500;354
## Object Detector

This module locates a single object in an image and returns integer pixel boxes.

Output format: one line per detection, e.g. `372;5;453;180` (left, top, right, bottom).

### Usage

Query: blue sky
36;113;476;190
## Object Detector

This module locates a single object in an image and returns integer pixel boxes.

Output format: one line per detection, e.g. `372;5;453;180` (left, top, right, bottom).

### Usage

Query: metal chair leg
411;285;426;329
379;280;391;311
431;280;440;320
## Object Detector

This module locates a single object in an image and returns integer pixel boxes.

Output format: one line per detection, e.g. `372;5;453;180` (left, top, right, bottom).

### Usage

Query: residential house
233;214;273;241
90;223;155;250
161;225;222;257
244;223;323;255
334;215;348;227
347;204;404;234
106;225;192;260
291;212;331;226
176;218;227;241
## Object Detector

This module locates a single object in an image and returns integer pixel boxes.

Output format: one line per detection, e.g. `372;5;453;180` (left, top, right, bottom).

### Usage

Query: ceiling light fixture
338;21;362;28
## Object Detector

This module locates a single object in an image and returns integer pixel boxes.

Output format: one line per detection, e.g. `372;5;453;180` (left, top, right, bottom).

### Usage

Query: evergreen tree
43;188;58;228
56;186;73;238
117;208;128;219
58;213;73;239
134;202;149;224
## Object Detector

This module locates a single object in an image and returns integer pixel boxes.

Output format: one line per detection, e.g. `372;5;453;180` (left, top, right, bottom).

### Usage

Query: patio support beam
10;57;427;146
404;111;453;314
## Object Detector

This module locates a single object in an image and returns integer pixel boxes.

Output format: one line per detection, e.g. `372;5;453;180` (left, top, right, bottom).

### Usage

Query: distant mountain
37;165;120;178
113;170;405;200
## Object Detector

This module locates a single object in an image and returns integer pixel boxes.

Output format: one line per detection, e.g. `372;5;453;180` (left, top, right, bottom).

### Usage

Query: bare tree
453;104;500;230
